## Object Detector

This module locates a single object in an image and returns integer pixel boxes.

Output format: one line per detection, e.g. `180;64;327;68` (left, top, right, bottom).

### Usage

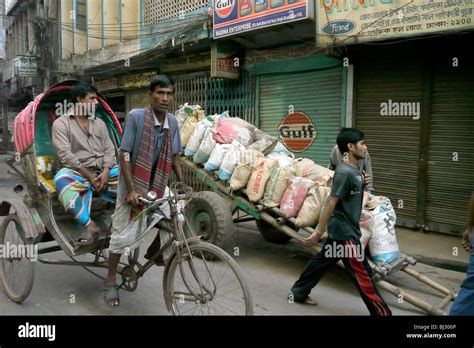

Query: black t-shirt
327;162;365;240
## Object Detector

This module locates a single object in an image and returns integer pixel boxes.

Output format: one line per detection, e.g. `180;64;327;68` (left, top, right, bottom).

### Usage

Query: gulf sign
278;112;317;153
213;0;313;39
215;0;237;18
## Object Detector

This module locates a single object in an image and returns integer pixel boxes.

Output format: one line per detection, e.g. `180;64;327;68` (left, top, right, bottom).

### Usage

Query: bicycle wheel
164;242;253;315
0;214;36;303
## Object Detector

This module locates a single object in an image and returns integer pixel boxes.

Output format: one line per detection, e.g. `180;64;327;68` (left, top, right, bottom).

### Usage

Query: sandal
103;284;120;306
76;229;99;246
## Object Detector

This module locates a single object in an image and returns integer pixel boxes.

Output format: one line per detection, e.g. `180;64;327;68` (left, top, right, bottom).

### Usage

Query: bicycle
119;182;254;315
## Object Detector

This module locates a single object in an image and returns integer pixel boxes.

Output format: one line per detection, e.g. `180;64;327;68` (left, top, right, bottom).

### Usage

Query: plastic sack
218;141;246;181
247;129;277;154
293;158;334;186
317;195;331;239
367;196;400;265
295;186;331;228
359;210;373;248
180;106;205;147
229;150;264;191
184;118;213;157
193;128;216;164
272;141;294;156
280;177;315;218
175;103;196;130
246;157;279;202
204;143;232;172
208;111;230;123
261;167;295;208
267;152;294;169
213;117;256;146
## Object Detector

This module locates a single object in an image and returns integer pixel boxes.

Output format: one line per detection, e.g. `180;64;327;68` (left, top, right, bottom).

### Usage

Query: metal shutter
355;61;423;228
425;64;474;234
259;68;344;166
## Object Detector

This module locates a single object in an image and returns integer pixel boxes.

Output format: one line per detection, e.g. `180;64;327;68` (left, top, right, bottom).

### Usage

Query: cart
179;156;457;316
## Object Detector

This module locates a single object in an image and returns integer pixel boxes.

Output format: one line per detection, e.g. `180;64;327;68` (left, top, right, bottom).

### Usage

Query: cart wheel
0;214;35;303
256;219;291;244
184;191;234;252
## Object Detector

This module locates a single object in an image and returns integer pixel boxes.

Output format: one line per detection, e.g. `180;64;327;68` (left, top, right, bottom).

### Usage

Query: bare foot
304;296;317;306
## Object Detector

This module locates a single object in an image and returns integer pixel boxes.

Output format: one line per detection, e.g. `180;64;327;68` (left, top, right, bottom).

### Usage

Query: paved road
0;154;465;315
0;217;464;316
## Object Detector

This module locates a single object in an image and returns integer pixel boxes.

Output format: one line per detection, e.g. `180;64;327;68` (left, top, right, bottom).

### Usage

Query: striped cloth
128;106;173;218
54;166;119;227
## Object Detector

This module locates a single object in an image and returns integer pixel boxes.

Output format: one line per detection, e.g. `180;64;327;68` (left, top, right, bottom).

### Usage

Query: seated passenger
52;82;119;245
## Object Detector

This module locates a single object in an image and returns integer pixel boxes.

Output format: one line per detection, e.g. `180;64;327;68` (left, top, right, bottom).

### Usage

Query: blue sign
213;0;313;39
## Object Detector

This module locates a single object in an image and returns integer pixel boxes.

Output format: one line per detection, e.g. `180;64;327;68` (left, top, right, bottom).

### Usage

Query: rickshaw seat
38;174;56;193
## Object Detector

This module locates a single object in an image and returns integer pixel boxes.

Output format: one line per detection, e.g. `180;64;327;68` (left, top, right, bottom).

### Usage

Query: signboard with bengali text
316;0;474;46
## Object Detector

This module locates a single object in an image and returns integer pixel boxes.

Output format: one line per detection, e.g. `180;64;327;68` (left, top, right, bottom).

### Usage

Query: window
76;0;86;31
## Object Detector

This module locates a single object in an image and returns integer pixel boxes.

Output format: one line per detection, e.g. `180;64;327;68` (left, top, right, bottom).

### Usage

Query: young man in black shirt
289;128;392;316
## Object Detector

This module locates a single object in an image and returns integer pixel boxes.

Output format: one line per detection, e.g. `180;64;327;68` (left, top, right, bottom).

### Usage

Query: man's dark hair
71;82;97;103
337;128;365;155
149;74;174;92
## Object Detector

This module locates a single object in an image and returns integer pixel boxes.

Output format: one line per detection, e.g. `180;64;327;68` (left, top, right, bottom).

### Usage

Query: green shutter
425;63;474;234
258;68;344;166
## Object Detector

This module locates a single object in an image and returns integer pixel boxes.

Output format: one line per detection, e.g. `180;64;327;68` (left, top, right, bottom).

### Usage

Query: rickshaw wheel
0;214;36;303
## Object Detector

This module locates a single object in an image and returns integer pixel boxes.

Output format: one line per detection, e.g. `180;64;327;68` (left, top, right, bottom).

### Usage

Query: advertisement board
316;0;474;46
14;56;37;77
211;41;241;79
213;0;313;39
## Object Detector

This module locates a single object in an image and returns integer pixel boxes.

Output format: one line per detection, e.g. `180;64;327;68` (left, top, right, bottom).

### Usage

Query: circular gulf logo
278;112;317;153
215;0;236;18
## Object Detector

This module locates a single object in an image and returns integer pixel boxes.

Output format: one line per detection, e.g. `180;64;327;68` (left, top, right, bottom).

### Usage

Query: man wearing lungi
52;82;118;246
103;75;184;306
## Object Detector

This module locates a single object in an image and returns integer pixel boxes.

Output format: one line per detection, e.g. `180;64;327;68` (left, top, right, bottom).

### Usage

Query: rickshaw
0;80;253;315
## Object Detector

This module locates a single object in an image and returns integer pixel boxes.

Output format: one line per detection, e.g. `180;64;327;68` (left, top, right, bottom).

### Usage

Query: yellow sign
316;0;474;46
121;71;157;89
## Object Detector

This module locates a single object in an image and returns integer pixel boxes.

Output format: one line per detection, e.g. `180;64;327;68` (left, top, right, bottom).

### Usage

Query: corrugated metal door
425;64;474;234
128;88;149;111
355;60;424;229
259;68;344;166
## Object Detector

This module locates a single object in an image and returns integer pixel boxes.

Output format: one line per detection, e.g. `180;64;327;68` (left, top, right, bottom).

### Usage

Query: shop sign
0;31;5;60
121;71;157;89
213;0;313;39
316;0;474;46
211;41;241;79
94;78;119;92
14;56;37;77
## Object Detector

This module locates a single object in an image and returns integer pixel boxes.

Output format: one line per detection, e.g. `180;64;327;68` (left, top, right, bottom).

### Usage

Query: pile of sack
177;105;400;265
